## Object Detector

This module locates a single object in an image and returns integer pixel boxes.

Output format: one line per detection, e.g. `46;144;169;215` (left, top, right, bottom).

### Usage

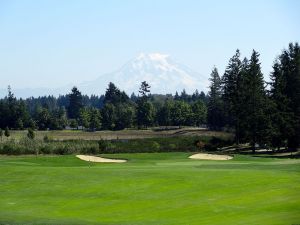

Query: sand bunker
76;155;127;163
189;153;233;160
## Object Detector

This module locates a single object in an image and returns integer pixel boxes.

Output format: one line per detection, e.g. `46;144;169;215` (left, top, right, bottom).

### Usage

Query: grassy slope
0;153;299;225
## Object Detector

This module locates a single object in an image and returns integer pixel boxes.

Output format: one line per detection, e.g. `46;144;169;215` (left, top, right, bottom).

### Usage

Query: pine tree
272;42;300;149
89;108;101;131
174;91;180;100
139;81;151;100
137;82;154;128
222;50;243;143
242;50;270;151
115;103;135;130
157;100;173;127
67;87;83;119
269;60;293;150
104;82;128;105
6;86;18;128
101;103;116;130
79;108;91;129
191;100;207;126
207;67;224;130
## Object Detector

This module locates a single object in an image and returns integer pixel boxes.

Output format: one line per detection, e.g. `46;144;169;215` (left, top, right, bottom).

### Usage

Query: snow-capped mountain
80;53;208;95
0;53;208;98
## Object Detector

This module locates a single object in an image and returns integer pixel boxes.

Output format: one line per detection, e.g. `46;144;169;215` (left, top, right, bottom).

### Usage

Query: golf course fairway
0;153;299;225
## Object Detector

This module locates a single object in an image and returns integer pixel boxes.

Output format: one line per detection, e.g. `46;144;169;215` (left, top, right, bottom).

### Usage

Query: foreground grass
0;153;299;225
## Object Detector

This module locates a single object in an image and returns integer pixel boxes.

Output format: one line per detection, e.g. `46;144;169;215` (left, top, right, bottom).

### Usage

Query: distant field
9;128;231;141
0;153;299;225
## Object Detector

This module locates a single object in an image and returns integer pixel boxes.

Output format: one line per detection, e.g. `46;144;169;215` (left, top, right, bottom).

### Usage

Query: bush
40;145;53;154
204;136;234;151
98;139;107;153
168;143;177;150
151;141;160;152
194;140;205;149
27;128;35;140
43;135;51;142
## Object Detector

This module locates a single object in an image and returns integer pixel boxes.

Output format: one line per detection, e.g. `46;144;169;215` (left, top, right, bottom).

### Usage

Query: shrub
40;145;53;154
168;143;177;150
204;136;234;151
194;140;205;149
98;139;107;153
27;128;35;140
43;135;50;142
151;141;160;152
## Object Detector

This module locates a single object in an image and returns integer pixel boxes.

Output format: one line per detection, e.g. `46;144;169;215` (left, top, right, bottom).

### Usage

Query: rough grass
0;153;299;225
9;128;231;141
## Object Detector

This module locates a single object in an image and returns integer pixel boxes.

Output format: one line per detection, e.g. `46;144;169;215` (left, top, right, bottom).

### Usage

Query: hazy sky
0;0;299;90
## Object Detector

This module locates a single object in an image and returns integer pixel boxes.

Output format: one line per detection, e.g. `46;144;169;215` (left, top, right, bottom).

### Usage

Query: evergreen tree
284;43;300;149
130;92;138;102
35;107;51;130
180;89;189;102
269;60;293;149
67;87;83;119
115;103;135;130
139;81;151;100
137;101;155;128
174;91;180;100
199;91;207;103
137;82;154;128
192;89;200;101
157;100;174;127
270;43;300;149
242;50;270;151
69;119;78;129
191;100;207;126
104;82;129;105
207;67;224;130
79;108;91;129
101;103;116;130
89;108;101;130
6;86;18;128
222;50;244;144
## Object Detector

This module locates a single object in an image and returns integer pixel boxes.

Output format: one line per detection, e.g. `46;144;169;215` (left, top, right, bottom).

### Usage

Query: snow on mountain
0;53;208;98
79;53;208;95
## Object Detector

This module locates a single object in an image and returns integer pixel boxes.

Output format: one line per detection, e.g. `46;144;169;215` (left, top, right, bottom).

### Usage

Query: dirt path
76;155;127;163
189;153;233;160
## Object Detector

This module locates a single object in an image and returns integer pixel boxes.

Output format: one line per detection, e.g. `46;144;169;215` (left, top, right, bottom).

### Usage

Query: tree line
207;42;300;151
0;83;207;131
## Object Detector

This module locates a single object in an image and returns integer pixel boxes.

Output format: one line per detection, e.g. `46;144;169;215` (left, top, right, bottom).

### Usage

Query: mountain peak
136;52;170;61
131;52;174;72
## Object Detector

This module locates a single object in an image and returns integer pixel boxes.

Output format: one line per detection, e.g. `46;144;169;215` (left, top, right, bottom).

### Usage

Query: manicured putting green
0;153;299;225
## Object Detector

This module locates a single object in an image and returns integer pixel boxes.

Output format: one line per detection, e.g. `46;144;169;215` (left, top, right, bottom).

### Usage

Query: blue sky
0;0;299;90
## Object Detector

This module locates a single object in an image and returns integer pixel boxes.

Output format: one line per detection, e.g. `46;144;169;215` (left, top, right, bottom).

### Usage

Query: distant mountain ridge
0;53;208;98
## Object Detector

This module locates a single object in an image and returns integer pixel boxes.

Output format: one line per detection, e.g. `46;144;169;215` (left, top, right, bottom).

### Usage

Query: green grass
0;153;299;225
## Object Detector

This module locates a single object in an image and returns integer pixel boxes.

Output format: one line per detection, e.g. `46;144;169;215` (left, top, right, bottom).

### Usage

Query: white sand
189;153;233;160
76;155;127;163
